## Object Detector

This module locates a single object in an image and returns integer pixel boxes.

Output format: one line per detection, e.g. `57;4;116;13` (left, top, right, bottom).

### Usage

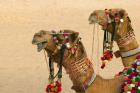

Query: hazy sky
0;1;140;93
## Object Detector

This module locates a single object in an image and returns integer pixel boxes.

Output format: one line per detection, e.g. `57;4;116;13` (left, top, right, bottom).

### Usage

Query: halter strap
79;58;96;92
83;73;96;90
49;44;66;80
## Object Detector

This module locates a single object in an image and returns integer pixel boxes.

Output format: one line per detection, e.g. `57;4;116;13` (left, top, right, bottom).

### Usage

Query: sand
0;0;140;93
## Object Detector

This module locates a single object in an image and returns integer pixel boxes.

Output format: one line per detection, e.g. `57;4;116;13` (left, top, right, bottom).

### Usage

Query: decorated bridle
101;9;126;69
46;44;66;93
46;31;80;93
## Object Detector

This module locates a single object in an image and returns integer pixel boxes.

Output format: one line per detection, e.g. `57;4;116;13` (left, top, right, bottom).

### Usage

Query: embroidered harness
117;30;135;47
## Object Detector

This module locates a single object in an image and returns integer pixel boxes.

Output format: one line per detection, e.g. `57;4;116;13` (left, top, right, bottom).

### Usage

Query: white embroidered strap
121;47;140;58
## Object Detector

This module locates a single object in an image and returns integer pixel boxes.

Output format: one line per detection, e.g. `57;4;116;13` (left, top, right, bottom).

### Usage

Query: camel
88;8;140;67
32;30;124;93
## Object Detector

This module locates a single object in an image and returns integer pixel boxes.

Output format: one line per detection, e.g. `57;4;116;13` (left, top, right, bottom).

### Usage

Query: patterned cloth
121;55;140;93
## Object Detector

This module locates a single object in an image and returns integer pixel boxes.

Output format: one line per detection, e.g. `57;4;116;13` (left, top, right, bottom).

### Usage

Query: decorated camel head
32;30;93;92
89;8;140;67
32;29;130;93
32;30;80;55
89;8;131;39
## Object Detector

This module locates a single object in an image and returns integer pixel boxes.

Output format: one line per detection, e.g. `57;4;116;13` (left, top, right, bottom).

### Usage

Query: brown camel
88;8;140;67
32;30;124;93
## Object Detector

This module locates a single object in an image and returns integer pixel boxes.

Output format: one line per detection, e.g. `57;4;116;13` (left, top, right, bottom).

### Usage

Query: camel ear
70;32;79;42
118;9;132;23
62;30;79;42
119;9;126;18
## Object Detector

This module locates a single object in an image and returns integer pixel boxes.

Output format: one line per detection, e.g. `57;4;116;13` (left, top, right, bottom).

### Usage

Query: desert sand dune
0;0;140;93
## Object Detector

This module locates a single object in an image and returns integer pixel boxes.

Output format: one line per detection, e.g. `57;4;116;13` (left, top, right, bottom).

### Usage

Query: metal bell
66;43;71;48
120;19;124;22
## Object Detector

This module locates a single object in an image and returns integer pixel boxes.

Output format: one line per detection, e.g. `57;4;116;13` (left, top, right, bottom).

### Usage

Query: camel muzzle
32;39;48;52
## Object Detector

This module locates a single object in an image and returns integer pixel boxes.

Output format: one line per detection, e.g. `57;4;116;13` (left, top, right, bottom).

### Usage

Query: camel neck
116;36;140;66
118;38;139;52
63;57;94;92
62;42;95;92
115;30;139;52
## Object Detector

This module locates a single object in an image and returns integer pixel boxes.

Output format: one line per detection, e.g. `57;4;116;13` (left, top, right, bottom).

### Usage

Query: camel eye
40;30;46;35
91;12;97;17
41;31;46;35
36;33;42;37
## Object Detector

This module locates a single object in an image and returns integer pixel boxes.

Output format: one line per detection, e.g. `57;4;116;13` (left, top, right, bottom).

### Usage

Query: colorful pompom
121;55;140;93
46;80;62;93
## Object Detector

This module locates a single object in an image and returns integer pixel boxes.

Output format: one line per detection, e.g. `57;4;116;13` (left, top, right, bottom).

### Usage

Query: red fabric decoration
101;50;113;61
101;50;113;69
46;81;62;93
101;63;105;69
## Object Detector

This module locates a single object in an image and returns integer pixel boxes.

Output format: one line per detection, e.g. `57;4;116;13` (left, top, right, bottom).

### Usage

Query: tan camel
32;30;124;93
88;8;140;67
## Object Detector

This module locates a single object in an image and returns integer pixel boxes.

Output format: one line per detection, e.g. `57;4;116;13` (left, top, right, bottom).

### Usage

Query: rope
111;21;116;42
43;50;49;71
91;24;95;61
91;24;100;74
53;44;66;79
97;24;100;74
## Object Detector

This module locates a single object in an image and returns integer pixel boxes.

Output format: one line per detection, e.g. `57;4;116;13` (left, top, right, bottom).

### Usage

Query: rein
101;21;116;69
46;44;66;93
103;16;117;52
100;9;128;69
45;31;81;93
49;44;66;79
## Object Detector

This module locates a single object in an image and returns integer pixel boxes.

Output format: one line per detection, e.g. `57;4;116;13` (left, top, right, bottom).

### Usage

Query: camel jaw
89;19;95;24
32;41;48;52
88;16;98;24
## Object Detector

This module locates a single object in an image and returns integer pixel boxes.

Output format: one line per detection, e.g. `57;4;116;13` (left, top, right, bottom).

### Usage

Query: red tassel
46;81;62;93
101;63;105;69
46;84;53;92
57;86;62;92
56;81;61;87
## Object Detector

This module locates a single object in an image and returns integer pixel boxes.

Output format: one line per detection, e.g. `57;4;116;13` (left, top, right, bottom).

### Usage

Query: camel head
32;30;79;55
32;30;54;52
89;10;108;26
89;9;133;40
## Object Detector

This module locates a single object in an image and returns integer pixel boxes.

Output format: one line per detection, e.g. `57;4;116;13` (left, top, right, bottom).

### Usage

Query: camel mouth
37;41;48;52
89;20;94;24
88;17;93;24
88;16;97;24
32;40;48;52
